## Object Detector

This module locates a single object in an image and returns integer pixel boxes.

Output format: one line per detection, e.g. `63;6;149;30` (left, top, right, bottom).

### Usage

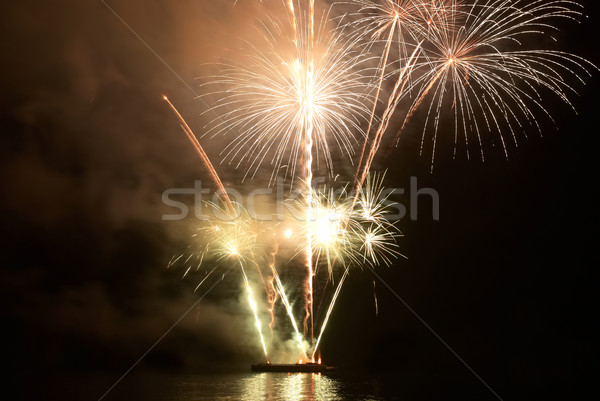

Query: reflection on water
242;372;339;401
168;371;381;401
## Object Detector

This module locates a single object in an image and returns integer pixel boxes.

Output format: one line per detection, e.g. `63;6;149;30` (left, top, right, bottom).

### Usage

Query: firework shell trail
163;96;235;212
266;239;279;345
356;42;422;192
348;0;436;184
240;261;269;359
265;234;307;358
311;267;348;359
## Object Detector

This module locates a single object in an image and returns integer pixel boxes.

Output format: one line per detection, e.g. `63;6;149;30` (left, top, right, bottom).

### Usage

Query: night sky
1;1;599;400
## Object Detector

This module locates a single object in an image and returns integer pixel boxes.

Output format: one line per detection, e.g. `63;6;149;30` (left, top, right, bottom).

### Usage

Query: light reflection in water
241;372;340;401
38;371;418;400
168;372;359;400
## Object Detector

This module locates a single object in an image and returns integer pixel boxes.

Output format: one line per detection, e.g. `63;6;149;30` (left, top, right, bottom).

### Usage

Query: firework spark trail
163;96;234;212
354;20;397;187
284;0;298;44
211;211;271;359
296;0;316;344
193;265;220;292
284;0;317;344
240;261;269;359
214;221;271;359
267;241;306;359
348;0;445;183
308;0;316;346
349;0;463;186
311;15;422;348
348;0;454;191
311;268;348;359
315;175;404;355
266;241;279;345
356;42;422;191
303;59;315;341
372;279;379;316
304;111;315;342
392;62;448;145
266;239;307;358
164;97;282;357
172;196;278;359
273;273;308;359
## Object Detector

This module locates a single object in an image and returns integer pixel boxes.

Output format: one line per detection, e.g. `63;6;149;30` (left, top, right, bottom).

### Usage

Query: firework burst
286;173;403;274
390;0;597;168
200;10;373;184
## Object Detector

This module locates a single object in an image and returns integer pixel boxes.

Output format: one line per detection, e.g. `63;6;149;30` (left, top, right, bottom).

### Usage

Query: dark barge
251;362;335;373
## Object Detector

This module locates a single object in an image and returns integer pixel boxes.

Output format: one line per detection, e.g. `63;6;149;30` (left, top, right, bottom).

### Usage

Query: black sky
1;1;599;400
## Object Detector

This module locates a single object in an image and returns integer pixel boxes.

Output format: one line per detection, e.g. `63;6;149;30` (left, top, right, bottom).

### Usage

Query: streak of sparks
163;96;234;212
240;262;269;358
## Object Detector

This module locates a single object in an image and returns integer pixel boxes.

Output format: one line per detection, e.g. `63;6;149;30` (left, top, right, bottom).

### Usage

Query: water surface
164;372;386;401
